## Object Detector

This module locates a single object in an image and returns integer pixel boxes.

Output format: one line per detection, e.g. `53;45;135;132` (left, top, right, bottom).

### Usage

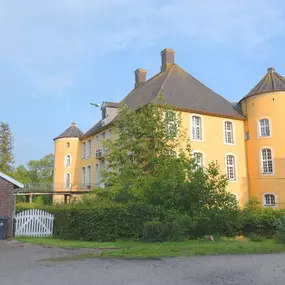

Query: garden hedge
16;202;285;241
51;203;163;241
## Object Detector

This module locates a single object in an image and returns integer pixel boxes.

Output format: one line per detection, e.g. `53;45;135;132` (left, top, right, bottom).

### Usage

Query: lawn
17;237;285;260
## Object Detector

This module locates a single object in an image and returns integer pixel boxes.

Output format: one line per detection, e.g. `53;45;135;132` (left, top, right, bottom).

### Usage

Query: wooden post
29;194;33;204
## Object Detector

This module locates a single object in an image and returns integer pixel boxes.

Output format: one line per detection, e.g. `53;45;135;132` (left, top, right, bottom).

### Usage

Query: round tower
53;122;84;203
240;67;285;207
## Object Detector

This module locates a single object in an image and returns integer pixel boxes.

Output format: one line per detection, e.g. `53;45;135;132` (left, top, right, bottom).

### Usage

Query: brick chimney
161;48;175;72
134;68;147;88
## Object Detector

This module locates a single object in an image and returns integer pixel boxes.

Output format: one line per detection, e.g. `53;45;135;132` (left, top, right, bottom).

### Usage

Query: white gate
15;209;54;237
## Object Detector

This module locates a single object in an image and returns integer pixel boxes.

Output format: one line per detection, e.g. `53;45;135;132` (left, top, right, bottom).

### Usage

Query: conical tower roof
54;122;84;140
243;67;285;99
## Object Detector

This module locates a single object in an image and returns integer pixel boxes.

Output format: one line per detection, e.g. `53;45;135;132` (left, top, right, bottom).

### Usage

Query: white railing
15;209;54;237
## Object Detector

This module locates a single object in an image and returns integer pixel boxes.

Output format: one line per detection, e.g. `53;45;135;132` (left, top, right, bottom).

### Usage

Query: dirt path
1;240;285;285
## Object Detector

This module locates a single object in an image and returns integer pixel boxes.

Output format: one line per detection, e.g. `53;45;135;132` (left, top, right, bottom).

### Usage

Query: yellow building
54;48;285;207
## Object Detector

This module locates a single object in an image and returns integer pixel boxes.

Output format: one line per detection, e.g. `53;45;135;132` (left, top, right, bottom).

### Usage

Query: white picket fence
15;209;54;237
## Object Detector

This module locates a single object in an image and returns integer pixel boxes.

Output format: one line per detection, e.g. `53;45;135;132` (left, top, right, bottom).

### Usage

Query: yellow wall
54;112;249;205
53;137;81;202
180;112;249;205
80;130;111;186
241;91;285;208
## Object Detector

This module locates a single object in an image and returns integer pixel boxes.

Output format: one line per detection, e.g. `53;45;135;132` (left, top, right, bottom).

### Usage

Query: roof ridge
273;71;285;83
271;72;275;90
151;64;174;102
174;64;238;109
119;69;168;104
54;124;84;140
242;68;285;100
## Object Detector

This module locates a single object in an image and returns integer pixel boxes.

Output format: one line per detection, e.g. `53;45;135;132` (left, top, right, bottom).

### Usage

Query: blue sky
1;0;285;166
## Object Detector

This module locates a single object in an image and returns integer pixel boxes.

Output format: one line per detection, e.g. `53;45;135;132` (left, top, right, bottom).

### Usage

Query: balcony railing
96;149;106;160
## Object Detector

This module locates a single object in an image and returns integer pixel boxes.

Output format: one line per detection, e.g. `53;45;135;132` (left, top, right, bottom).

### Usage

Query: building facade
54;49;285;207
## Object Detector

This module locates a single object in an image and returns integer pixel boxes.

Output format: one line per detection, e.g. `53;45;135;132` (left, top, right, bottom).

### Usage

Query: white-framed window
261;148;273;174
82;142;86;159
263;193;276;206
87;139;92;157
87;165;91;186
226;154;236;181
81;167;86;186
101;132;106;141
65;173;71;189
193;152;204;168
95;164;99;183
95;135;99;144
224;121;234;144
191;115;202;140
65;154;71;167
164;110;178;138
100;160;106;188
259;119;270;137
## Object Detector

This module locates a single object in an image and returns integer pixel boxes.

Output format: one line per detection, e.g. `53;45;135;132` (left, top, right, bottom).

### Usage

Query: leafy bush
277;215;285;243
143;220;185;242
16;202;49;213
249;233;265;242
242;199;285;237
52;203;163;241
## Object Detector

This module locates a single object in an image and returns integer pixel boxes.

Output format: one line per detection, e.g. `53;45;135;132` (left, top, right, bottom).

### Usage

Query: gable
0;172;24;189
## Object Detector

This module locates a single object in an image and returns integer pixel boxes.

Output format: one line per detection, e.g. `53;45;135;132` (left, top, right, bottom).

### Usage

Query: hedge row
16;202;285;241
242;207;285;238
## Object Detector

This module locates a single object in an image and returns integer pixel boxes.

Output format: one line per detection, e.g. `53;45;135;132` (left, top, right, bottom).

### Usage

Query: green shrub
143;220;185;242
277;215;285;243
16;202;48;213
249;233;265;242
52;203;163;241
242;205;285;238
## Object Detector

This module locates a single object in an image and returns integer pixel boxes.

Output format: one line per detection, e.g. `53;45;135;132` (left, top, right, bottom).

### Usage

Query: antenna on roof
90;103;100;108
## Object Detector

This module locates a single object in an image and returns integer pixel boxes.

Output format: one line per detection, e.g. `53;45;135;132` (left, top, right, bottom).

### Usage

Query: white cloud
0;0;284;95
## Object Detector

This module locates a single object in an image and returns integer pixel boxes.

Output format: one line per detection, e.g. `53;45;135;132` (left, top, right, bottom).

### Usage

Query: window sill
257;136;272;140
225;142;236;146
263;204;277;208
191;138;204;142
261;173;275;176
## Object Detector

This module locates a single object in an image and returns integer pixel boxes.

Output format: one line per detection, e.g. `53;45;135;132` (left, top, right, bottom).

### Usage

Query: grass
16;237;285;260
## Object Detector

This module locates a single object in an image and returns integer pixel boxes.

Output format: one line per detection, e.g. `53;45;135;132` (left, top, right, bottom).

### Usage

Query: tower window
65;173;71;189
259;119;270;137
65;154;71;167
261;148;273;174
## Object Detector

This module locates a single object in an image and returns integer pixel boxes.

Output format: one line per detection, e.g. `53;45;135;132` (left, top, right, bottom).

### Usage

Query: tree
11;154;54;184
12;154;54;205
103;100;190;199
0;121;14;172
26;154;54;183
102;100;240;236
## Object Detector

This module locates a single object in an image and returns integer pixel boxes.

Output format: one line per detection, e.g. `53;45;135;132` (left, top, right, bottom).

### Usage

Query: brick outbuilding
0;172;23;239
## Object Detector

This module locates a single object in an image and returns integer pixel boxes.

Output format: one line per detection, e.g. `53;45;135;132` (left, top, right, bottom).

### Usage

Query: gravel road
1;240;285;285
